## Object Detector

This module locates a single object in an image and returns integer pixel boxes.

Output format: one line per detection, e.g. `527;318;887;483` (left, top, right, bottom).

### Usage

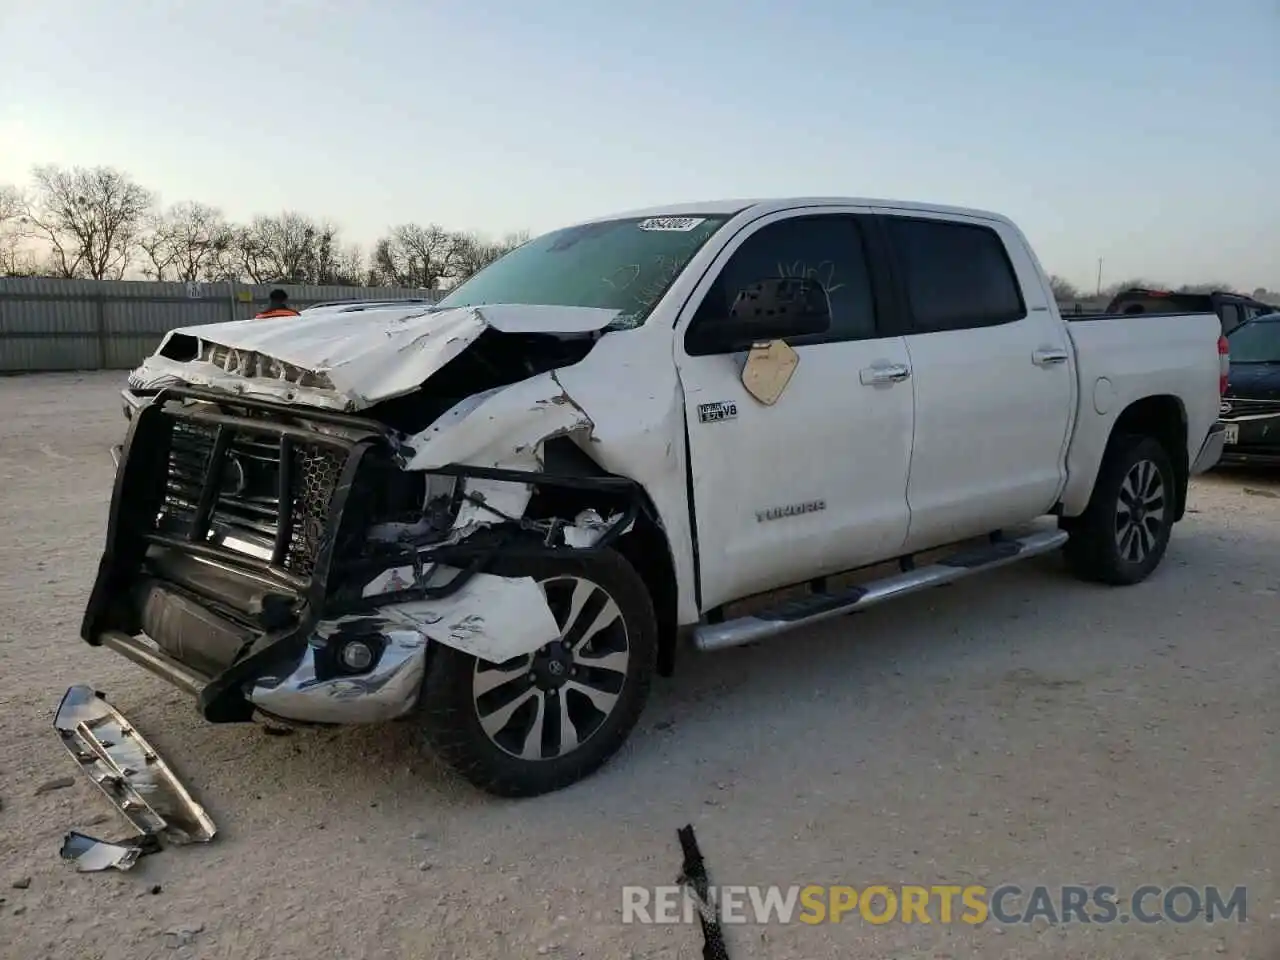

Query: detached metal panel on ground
0;278;439;372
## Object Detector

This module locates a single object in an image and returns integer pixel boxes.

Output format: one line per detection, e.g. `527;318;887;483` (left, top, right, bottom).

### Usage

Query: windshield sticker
637;216;707;232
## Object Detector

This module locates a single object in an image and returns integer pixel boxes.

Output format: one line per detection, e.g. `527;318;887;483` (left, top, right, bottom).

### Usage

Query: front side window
687;214;878;352
885;217;1026;332
434;215;731;329
1226;317;1280;363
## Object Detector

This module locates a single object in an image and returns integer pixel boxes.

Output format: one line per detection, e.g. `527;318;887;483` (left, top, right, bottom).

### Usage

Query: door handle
859;363;911;385
1032;348;1069;366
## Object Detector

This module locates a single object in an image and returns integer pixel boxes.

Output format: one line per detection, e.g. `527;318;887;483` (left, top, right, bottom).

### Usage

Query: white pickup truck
89;197;1228;797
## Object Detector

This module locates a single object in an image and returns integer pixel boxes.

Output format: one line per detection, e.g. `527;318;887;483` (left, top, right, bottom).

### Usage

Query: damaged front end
82;373;642;728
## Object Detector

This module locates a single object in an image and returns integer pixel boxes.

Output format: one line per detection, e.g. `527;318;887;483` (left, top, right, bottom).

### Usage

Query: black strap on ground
676;824;731;960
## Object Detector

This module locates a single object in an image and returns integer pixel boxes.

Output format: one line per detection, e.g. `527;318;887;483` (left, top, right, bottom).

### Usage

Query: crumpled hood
132;302;621;410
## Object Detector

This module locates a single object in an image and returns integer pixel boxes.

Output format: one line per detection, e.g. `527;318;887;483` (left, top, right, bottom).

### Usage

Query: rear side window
885;217;1026;332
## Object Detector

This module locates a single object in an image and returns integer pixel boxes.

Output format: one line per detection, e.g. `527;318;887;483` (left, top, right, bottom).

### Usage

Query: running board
693;529;1068;652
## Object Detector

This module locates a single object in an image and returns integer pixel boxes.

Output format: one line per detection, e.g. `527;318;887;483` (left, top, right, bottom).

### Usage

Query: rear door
673;208;914;610
874;210;1075;551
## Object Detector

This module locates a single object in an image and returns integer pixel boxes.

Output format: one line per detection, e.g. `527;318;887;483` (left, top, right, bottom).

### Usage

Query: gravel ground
0;371;1276;960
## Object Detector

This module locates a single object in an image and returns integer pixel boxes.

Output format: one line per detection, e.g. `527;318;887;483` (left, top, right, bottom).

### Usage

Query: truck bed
1064;311;1211;323
1056;308;1222;516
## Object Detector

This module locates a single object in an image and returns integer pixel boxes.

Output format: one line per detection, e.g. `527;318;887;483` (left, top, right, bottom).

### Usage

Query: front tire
417;547;657;798
1062;434;1176;585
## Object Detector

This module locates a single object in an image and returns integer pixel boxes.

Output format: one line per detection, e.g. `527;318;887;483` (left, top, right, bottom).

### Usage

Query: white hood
132;302;620;410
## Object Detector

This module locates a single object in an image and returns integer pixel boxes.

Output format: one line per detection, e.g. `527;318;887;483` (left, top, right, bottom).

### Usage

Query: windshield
1226;316;1280;362
434;215;731;329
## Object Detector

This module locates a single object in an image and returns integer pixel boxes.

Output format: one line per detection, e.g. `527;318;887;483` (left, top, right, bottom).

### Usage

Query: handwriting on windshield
776;260;845;295
600;254;683;308
635;255;682;307
601;263;641;292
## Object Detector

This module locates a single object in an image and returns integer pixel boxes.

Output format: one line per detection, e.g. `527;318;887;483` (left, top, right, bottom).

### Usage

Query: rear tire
417;547;657;798
1062;434;1176;585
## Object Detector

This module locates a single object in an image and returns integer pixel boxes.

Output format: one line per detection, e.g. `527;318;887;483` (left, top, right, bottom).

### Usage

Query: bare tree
1047;274;1080;302
308;220;366;285
0;184;21;225
230;212;358;284
0;184;37;276
321;242;366;286
234;212;311;283
371;223;461;289
139;201;234;281
24;165;153;279
450;229;530;284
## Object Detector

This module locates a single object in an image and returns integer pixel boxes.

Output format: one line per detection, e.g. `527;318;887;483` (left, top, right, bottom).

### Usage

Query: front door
673;209;915;611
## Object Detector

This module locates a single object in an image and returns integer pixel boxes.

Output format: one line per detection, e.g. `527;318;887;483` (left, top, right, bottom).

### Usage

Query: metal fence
0;278;440;373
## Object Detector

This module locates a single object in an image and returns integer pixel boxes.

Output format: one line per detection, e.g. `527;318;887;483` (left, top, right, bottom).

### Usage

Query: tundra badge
756;500;826;522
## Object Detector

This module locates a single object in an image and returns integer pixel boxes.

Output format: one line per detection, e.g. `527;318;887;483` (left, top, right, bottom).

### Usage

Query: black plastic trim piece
425;462;639;493
681;416;704;613
937;540;1023;568
272;434;295;565
676;824;730;960
189;426;232;543
760;584;869;622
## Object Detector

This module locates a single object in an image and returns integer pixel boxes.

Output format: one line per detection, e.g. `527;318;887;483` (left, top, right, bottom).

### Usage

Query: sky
1;0;1277;293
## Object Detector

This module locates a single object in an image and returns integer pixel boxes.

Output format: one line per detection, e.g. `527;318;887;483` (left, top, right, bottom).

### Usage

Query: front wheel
417;548;657;797
1062;434;1176;585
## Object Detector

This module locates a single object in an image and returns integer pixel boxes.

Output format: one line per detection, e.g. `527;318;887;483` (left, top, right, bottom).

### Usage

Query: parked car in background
1219;312;1280;465
1105;288;1277;334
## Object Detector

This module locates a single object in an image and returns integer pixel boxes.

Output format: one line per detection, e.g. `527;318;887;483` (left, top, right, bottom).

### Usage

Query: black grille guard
81;384;645;721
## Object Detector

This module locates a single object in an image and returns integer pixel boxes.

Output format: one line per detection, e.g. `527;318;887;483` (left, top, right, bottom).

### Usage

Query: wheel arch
1063;394;1189;522
528;437;681;677
1107;395;1189;522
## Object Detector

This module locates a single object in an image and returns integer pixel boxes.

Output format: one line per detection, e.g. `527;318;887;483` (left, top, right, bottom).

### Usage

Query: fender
367;336;693;664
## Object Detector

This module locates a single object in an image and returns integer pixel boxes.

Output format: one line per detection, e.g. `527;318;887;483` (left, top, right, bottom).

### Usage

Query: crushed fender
54;685;217;849
562;508;632;548
59;830;160;873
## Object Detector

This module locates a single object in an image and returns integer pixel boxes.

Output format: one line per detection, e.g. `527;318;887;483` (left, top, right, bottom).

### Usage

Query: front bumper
1216;405;1280;467
83;386;424;725
87;386;639;726
97;616;431;727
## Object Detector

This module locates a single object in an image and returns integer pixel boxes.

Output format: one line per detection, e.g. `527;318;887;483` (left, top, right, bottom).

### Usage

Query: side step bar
693;529;1069;652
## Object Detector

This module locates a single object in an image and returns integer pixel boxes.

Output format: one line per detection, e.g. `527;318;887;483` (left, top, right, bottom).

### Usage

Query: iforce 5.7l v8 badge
697;401;738;424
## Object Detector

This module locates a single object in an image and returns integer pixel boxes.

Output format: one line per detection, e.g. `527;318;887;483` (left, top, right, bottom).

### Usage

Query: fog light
339;640;375;672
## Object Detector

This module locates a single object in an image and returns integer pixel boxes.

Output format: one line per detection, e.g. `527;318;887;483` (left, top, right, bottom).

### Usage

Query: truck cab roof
582;196;1017;227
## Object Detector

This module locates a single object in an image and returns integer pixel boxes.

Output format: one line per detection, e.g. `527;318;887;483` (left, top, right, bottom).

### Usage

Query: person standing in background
255;289;301;319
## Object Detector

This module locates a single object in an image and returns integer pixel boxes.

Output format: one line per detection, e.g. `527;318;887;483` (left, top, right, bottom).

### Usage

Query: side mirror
693;277;832;353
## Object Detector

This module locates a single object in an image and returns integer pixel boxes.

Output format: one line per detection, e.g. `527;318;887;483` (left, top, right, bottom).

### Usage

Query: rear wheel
1062;434;1176;585
417;548;657;797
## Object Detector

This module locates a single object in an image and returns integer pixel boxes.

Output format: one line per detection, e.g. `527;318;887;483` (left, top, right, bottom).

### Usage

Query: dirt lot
0;371;1276;959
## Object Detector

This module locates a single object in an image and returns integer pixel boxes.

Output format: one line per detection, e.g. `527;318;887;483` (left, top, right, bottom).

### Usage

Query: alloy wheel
470;575;631;761
1114;458;1166;563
